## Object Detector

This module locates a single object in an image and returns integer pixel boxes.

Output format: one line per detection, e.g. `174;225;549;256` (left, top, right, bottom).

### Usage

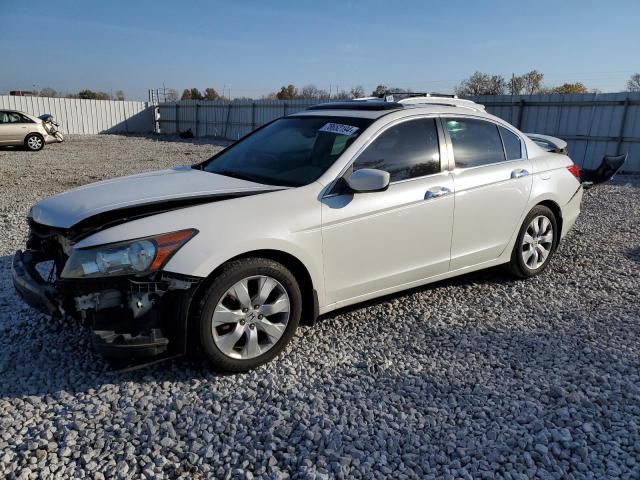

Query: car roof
292;104;492;120
292;96;491;120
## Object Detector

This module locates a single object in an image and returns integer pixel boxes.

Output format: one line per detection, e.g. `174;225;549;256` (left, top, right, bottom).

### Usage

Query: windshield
199;116;374;187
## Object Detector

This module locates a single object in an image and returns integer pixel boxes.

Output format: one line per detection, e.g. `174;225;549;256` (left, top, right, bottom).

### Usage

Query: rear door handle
424;186;451;200
511;168;529;179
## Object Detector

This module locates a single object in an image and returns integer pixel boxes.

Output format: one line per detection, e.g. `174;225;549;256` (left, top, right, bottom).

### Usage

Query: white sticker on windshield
319;122;359;136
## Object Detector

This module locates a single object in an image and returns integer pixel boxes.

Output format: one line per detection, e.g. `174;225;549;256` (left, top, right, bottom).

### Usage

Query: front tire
197;258;302;372
24;133;44;151
509;205;558;278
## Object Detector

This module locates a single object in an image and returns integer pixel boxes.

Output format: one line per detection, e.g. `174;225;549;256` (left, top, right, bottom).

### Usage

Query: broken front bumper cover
12;250;63;317
12;249;201;363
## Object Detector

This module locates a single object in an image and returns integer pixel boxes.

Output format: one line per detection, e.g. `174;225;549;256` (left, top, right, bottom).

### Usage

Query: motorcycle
38;114;65;143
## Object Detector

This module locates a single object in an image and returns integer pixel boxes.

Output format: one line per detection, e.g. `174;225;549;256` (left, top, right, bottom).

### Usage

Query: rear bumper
12;249;200;364
561;185;583;239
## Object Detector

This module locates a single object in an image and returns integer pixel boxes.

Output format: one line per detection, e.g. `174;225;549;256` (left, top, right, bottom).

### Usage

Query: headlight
61;229;198;279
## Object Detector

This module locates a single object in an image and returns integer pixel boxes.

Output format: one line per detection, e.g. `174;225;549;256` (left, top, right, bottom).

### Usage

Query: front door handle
511;168;529;179
425;186;451;200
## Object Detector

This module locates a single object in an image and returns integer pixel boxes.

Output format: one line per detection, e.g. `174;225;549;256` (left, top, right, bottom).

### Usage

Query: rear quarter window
499;126;524;160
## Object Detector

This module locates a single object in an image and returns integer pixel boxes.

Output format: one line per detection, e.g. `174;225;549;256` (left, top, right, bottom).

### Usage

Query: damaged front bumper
12;249;202;364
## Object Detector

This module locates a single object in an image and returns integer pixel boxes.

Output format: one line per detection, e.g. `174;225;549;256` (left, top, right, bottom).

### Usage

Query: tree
181;89;192;100
38;87;58;98
371;85;388;97
521;70;544;94
77;89;111;100
300;84;330;99
276;84;299;100
189;88;203;100
350;86;365;98
115;90;125;101
454;71;506;96
627;73;640;92
165;89;179;102
551;82;588;94
508;75;525;95
204;87;221;100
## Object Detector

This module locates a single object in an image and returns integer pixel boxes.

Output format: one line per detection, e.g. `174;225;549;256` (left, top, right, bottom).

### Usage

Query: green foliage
550;82;588;94
276;84;299;100
77;89;112;100
204;88;221;100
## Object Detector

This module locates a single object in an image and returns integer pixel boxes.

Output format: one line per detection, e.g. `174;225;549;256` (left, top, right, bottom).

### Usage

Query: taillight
567;164;581;181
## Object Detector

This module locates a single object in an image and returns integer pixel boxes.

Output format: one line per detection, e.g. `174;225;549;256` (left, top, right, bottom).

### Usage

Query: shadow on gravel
625;246;640;263
0;259;515;398
315;265;513;324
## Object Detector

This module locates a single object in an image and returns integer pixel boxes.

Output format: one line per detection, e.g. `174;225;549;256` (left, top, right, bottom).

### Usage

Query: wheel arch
535;199;563;244
24;131;44;143
189;249;319;330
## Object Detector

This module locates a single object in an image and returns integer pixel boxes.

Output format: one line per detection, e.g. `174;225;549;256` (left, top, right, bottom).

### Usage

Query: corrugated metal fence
157;99;317;140
468;93;640;172
0;95;154;134
158;93;640;173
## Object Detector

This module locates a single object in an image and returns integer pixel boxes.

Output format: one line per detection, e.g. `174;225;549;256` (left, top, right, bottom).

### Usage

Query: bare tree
455;72;506;96
350;86;365;98
508;75;525;95
521;70;544;94
165;89;179;102
627;73;640;92
38;87;58;98
300;84;330;99
115;90;125;101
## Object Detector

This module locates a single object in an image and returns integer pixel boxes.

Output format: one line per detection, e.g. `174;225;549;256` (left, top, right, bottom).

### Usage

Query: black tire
508;205;558;278
24;133;44;151
197;258;302;372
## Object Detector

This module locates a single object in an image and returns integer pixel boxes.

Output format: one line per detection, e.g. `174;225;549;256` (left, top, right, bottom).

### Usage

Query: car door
443;116;533;270
0;111;11;144
321;116;455;306
0;111;29;144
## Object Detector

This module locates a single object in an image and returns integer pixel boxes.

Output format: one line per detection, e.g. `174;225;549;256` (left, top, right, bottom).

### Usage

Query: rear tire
197;258;302;372
24;133;44;151
508;205;558;278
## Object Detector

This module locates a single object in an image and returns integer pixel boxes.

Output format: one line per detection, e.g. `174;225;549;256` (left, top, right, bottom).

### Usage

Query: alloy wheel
211;275;290;359
27;136;42;150
521;215;554;269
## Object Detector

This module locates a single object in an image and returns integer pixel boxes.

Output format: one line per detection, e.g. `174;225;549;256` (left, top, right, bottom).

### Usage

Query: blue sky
1;0;638;100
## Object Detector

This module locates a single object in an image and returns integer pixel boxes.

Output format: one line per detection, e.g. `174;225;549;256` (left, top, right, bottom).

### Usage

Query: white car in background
0;110;64;151
13;95;584;372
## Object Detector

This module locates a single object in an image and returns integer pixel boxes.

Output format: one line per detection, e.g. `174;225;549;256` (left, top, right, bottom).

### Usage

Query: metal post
251;103;256;130
195;103;200;138
516;99;525;130
283;102;288;116
616;97;630;155
175;103;179;134
223;103;232;139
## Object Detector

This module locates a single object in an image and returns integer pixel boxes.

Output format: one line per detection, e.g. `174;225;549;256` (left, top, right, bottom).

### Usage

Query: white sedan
13;95;583;371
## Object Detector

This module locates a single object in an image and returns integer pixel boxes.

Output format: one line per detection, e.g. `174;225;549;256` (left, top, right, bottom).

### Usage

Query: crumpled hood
30;166;281;229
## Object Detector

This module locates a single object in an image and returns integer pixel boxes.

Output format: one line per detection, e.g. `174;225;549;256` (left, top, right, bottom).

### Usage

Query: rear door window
445;118;506;168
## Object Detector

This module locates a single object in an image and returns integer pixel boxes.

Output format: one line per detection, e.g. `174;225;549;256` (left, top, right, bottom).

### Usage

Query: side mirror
346;168;390;193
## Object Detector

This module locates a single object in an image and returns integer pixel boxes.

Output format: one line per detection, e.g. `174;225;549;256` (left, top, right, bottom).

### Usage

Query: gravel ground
1;135;639;479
